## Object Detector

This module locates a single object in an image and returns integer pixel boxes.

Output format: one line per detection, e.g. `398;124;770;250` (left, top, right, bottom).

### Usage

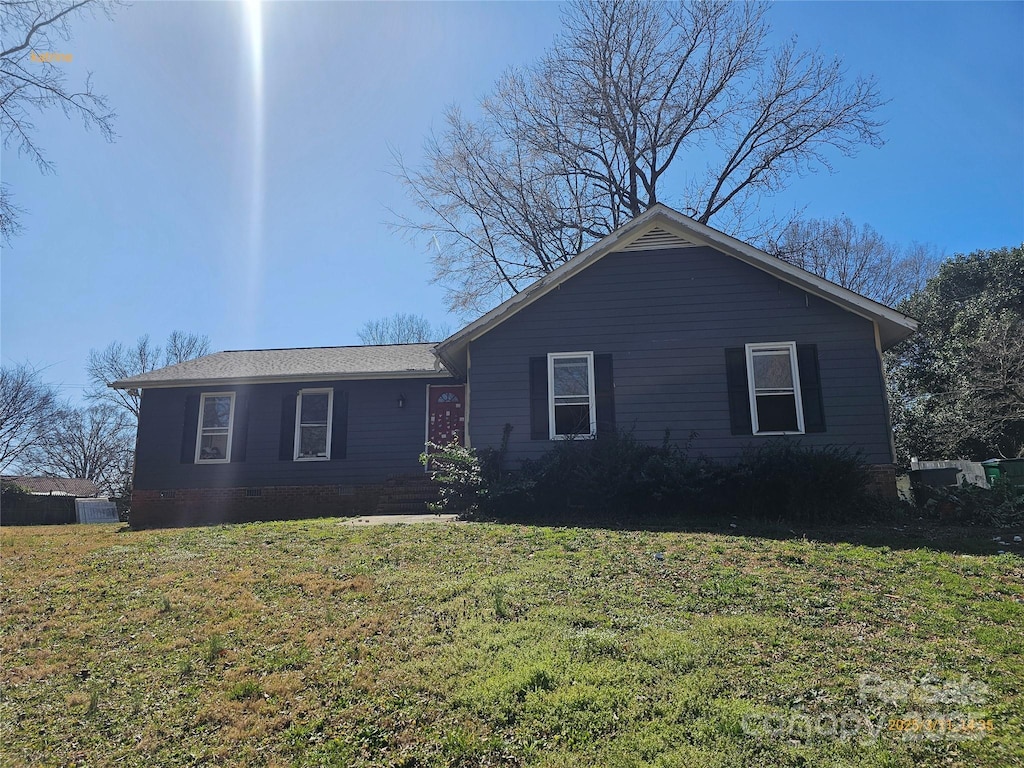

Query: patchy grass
1;519;1022;767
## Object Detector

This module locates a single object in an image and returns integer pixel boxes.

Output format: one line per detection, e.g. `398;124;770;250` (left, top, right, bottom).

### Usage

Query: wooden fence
1;495;78;525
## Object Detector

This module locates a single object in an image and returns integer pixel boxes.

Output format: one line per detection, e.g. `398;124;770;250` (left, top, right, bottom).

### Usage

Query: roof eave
110;368;453;390
675;214;919;347
876;317;919;350
435;204;918;365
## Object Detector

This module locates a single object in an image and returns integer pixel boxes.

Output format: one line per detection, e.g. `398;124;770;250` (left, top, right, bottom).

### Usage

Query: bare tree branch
765;215;939;306
0;0;121;240
357;313;450;345
165;330;212;365
0;361;64;471
0;182;24;244
86;331;211;420
392;0;885;315
0;0;91;59
21;403;133;495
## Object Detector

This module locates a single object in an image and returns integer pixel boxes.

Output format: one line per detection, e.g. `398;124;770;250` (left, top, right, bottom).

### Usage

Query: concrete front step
376;501;436;514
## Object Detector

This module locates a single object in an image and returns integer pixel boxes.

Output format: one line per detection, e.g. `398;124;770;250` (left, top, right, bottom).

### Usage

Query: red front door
427;384;466;447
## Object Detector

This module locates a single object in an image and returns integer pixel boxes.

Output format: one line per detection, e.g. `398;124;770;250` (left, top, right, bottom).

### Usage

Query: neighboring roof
436;204;919;375
2;476;100;497
111;343;450;389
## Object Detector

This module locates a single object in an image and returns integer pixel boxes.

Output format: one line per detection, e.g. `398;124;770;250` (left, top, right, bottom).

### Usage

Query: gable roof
435;204;918;375
111;343;450;389
2;476;100;497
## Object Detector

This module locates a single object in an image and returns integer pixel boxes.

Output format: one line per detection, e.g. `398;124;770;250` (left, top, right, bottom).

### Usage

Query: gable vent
619;227;697;252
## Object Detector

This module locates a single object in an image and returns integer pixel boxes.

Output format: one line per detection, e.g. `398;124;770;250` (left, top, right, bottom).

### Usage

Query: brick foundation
866;464;898;501
130;475;438;529
131;464;899;527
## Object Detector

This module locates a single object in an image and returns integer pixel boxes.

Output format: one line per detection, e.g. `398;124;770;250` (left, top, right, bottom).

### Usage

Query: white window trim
294;388;334;461
195;392;235;464
547;351;597;440
745;342;805;436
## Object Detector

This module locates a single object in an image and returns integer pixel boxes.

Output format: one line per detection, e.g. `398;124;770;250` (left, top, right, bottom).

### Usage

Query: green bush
1;479;31;505
426;431;881;525
636;440;714;512
521;430;657;515
420;441;486;513
913;480;1024;527
485;429;707;520
723;441;874;524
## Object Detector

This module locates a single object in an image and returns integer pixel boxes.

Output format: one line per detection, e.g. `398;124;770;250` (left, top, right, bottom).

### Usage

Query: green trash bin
982;459;1024;487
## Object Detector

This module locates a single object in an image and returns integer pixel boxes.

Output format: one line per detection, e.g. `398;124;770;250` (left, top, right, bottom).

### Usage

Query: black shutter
594;354;615;438
797;344;826;433
331;391;348;460
231;392;248;462
180;394;200;463
725;348;753;435
279;392;297;460
529;357;549;440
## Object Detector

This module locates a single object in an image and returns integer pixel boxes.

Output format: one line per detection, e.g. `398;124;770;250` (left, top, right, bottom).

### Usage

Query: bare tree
23;403;133;494
86;332;210;419
165;330;212;365
1;0;121;243
0;184;24;242
86;335;159;420
357;313;451;345
765;215;938;306
393;0;885;314
0;362;63;472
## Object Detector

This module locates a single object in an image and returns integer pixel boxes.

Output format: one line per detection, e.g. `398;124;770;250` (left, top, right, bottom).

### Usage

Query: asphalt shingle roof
2;476;101;497
111;343;448;388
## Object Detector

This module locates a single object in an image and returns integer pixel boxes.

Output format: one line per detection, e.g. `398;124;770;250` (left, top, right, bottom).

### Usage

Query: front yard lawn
1;519;1022;767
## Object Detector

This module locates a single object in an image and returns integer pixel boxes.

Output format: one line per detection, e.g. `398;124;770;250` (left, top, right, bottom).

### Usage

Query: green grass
1;519;1022;767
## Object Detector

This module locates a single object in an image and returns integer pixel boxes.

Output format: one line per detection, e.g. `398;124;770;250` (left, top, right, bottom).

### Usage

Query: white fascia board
435;208;671;375
667;213;919;346
435;205;918;374
110;369;453;390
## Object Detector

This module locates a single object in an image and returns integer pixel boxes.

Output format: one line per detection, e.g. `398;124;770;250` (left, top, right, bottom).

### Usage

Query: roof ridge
217;342;440;353
109;343;450;389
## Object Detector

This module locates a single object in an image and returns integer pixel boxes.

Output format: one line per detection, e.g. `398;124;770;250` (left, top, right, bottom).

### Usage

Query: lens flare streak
242;0;265;344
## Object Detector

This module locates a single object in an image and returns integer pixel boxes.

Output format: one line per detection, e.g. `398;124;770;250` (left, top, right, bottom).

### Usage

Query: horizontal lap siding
134;377;450;490
468;246;893;465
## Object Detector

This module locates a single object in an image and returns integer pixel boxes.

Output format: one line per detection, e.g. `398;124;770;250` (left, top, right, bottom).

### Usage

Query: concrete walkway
340;513;463;526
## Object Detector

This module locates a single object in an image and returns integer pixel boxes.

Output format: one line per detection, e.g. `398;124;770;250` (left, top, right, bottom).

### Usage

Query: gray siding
467;246;894;465
134;377;450;490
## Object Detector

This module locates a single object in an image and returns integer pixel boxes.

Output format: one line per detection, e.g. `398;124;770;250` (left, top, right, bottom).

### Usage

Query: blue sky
2;1;1022;402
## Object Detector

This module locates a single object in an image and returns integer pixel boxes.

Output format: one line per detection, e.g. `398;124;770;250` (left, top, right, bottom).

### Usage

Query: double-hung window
548;352;597;439
294;389;333;460
196;393;235;463
745;342;804;434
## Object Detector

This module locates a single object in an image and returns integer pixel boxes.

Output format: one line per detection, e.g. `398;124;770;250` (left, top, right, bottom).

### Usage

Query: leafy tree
357;313;451;345
86;331;210;419
394;0;884;313
0;362;63;471
766;215;938;306
1;0;121;243
887;246;1024;462
22;403;133;495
